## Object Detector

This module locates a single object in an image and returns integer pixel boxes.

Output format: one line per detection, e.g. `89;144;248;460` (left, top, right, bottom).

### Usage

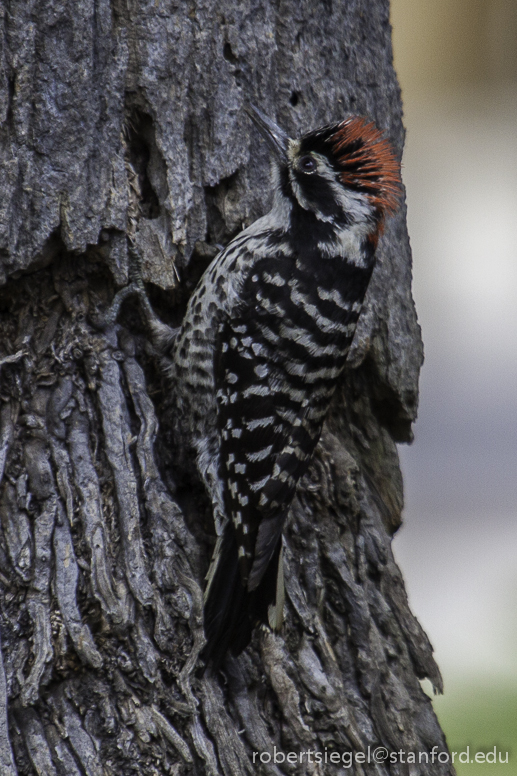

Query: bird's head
246;105;402;231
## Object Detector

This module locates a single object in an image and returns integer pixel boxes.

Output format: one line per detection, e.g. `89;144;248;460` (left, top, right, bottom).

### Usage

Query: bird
165;105;402;665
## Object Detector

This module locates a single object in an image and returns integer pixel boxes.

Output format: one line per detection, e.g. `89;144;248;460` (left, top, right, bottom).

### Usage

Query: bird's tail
202;523;283;667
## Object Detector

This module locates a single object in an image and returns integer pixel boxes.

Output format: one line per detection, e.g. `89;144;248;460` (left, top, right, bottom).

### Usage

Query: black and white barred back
166;107;402;663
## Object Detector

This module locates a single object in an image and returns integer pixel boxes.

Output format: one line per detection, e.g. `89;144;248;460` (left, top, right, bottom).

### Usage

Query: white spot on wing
249;475;270;492
246;416;275;430
254;364;268;379
246;445;273;462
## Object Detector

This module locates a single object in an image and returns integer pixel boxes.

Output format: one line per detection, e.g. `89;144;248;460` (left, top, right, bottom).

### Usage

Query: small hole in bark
289;91;300;107
223;42;238;64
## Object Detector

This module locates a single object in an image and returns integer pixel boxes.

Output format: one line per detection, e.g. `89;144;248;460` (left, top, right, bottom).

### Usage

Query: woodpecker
167;105;402;664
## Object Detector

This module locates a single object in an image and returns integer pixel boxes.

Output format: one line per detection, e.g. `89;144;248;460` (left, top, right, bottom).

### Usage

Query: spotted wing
216;254;363;590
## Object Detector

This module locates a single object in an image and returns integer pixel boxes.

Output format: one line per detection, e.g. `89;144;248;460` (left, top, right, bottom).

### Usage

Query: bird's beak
245;104;290;163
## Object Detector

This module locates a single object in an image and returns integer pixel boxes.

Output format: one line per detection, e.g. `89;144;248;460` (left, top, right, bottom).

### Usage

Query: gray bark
0;1;454;774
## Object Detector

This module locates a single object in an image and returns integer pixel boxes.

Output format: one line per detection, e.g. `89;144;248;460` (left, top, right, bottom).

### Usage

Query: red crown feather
329;117;402;216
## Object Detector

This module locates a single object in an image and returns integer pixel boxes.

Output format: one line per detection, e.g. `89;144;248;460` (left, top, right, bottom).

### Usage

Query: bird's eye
299;155;316;173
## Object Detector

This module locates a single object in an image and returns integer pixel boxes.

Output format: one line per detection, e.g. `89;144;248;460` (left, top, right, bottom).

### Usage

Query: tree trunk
0;1;454;774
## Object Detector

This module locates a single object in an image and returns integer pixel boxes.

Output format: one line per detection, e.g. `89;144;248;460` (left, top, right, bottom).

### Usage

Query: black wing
203;252;366;662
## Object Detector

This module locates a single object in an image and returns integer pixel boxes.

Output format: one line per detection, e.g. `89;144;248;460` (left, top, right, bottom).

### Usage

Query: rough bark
0;1;454;774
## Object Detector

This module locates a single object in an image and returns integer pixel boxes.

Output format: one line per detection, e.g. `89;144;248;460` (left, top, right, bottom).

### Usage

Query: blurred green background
390;1;517;773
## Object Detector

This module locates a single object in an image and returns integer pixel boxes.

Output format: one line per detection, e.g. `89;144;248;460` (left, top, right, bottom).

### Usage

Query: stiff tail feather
202;524;284;667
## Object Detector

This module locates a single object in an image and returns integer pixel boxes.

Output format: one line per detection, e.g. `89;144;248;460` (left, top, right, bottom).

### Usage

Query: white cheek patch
333;185;373;223
289;174;312;214
317;221;372;267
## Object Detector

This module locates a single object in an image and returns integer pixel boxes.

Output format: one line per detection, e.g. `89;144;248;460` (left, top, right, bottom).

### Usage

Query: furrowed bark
0;1;453;774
